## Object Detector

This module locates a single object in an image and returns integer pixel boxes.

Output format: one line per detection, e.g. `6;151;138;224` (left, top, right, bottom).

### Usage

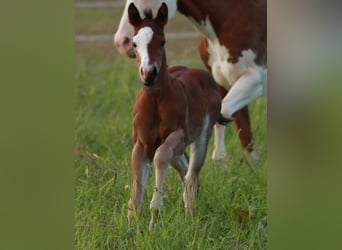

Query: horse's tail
217;114;233;126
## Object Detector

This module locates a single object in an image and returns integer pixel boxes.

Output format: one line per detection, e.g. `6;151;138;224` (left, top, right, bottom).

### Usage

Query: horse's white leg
212;123;227;160
149;129;185;231
184;115;211;216
221;68;266;163
128;141;151;222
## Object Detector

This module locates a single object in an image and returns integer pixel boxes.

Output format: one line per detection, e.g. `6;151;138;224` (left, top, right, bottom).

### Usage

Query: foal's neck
143;52;170;94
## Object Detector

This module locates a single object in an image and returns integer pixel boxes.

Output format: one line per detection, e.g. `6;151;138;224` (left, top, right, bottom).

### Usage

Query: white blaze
133;27;154;72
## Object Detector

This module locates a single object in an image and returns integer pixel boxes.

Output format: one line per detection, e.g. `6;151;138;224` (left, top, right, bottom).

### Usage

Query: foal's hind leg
183;118;212;216
183;136;209;216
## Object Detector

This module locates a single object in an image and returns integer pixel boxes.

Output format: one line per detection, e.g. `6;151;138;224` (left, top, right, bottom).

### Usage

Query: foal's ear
128;3;142;27
155;2;168;28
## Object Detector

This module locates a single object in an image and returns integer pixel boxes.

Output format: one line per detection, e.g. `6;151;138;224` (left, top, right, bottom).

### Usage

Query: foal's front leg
128;141;151;222
149;129;185;231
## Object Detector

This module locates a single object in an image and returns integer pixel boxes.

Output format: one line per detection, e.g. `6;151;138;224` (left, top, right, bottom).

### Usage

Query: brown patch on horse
198;35;212;72
178;0;266;66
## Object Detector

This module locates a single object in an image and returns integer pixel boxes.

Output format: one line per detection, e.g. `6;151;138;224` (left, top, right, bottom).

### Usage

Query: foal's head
128;3;168;87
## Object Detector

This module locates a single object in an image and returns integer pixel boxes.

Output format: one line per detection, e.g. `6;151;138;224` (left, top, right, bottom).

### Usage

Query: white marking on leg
150;189;164;210
245;149;258;166
212;123;227;160
150;144;172;210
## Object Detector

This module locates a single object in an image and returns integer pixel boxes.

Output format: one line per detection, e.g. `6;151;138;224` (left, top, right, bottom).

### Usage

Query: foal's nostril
151;67;157;79
148;67;157;81
144;67;158;86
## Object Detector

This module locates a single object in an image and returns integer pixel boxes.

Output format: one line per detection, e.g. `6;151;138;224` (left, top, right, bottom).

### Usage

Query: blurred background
75;0;202;67
1;0;342;249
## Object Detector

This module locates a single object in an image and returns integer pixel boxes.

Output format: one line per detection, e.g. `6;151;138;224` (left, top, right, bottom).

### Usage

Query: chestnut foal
127;3;221;230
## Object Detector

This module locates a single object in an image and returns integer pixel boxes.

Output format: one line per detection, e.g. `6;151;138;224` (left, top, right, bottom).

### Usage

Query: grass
75;5;267;249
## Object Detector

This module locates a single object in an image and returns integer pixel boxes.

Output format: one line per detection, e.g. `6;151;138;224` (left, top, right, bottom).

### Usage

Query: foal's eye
161;41;165;48
132;42;137;48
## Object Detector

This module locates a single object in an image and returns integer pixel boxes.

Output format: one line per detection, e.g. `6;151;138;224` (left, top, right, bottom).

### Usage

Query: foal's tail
217;114;233;126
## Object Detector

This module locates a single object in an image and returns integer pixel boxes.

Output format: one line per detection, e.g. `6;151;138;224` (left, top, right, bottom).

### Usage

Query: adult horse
114;0;267;164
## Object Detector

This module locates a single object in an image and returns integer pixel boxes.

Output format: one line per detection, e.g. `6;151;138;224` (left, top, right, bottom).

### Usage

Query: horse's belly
207;39;266;89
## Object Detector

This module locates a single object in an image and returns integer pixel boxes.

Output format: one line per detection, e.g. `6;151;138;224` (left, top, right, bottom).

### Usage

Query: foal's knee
153;144;173;167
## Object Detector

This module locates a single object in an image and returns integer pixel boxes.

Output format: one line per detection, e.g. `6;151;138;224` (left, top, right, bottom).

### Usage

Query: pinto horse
114;0;267;165
127;2;221;230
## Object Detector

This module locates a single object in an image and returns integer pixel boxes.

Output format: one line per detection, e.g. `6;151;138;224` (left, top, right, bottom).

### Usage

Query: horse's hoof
245;150;258;166
149;208;162;232
212;150;227;161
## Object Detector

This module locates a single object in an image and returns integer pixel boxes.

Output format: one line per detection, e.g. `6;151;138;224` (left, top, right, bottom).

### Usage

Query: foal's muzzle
141;66;158;87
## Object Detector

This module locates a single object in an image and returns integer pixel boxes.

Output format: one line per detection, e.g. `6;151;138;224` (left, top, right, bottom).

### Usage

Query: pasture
75;1;267;249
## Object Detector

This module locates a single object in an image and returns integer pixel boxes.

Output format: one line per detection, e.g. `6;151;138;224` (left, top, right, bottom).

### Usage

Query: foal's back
168;65;221;143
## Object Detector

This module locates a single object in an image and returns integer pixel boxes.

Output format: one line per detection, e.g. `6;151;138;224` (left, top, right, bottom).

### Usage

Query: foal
127;3;221;230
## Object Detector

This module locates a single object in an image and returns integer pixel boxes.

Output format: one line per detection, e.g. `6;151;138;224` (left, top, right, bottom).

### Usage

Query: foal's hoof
148;220;156;232
149;209;163;232
127;208;138;224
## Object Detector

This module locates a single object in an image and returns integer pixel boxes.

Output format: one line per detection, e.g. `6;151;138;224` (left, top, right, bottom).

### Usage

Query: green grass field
75;4;267;249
